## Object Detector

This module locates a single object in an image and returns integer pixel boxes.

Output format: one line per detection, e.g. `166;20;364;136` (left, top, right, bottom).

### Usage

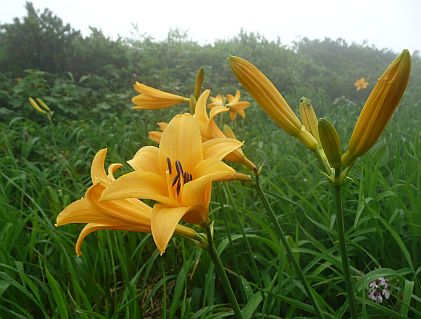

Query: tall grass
1;95;420;318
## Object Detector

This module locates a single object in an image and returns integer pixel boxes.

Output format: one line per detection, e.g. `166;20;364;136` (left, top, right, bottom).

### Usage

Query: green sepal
318;118;342;170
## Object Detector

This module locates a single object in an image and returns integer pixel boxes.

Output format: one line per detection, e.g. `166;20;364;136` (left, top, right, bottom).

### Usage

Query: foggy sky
1;0;420;54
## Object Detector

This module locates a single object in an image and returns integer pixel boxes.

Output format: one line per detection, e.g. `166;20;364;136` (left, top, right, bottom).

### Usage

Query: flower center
166;158;193;196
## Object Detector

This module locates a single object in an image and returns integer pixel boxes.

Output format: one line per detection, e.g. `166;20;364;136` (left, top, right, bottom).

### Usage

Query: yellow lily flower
229;56;318;150
208;94;225;109
342;50;411;167
195;90;256;170
226;90;250;120
354;77;369;91
132;82;190;110
101;112;249;253
56;148;198;255
146;91;256;170
148;122;168;144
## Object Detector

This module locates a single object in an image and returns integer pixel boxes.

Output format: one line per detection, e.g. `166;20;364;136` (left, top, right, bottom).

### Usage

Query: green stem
255;174;325;319
333;181;358;319
205;223;243;319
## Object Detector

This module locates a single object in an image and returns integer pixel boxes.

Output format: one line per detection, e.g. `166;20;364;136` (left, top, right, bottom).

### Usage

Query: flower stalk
204;222;243;319
255;173;325;319
332;171;357;319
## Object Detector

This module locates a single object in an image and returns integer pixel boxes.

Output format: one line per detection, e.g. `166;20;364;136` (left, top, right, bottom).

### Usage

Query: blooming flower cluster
368;277;391;303
57;72;254;255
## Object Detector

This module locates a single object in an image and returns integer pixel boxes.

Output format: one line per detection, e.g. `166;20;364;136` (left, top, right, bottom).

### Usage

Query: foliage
0;2;420;318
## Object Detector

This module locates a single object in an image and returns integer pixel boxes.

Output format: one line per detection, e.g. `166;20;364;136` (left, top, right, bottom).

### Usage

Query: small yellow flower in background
208;95;225;109
56;149;198;255
226;90;250;120
148;122;168;144
342;50;411;167
354;77;369;91
102;111;250;253
229;56;318;151
132;82;190;110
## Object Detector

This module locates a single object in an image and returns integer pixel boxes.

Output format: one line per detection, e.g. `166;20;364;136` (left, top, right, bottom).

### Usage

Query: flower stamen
166;157;172;175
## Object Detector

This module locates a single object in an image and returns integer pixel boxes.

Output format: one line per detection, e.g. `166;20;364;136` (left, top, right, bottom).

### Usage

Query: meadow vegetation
1;2;421;318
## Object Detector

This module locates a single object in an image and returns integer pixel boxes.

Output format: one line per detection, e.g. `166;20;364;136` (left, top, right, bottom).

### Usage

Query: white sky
1;0;420;53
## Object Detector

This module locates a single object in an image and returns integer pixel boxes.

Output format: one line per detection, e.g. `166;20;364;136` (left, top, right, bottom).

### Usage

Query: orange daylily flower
56;149;198;255
226;90;250;120
208;94;225;109
148;122;168;144
147;90;256;170
101;111;250;253
194;90;256;170
132;82;190;110
354;78;369;91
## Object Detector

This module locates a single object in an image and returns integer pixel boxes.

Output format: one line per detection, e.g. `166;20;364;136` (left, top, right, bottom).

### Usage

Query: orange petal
181;158;235;207
151;204;193;254
91;149;109;184
202;138;243;160
209;105;229;120
107;163;123;182
75;223;151;256
194;90;211;124
87;184;152;224
101;171;176;206
128;146;160;175
56;193;119;226
159;113;203;174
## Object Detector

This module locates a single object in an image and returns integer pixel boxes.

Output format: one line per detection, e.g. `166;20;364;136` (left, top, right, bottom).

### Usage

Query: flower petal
181;158;235;207
151;204;196;254
209;105;229;120
101;171;177;206
194;89;210;125
87;184;153;224
202;138;243;160
107;163;123;182
91;149;109;184
133;82;186;100
56;192;119;226
127;146;160;174
159;113;203;173
75;223;151;256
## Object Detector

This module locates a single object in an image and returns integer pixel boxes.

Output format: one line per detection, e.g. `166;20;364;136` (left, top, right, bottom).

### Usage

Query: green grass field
1;84;420;318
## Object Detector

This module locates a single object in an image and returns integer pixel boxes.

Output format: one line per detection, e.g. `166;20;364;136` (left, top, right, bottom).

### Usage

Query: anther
171;174;179;187
166;157;172;175
175;160;183;175
176;180;181;195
